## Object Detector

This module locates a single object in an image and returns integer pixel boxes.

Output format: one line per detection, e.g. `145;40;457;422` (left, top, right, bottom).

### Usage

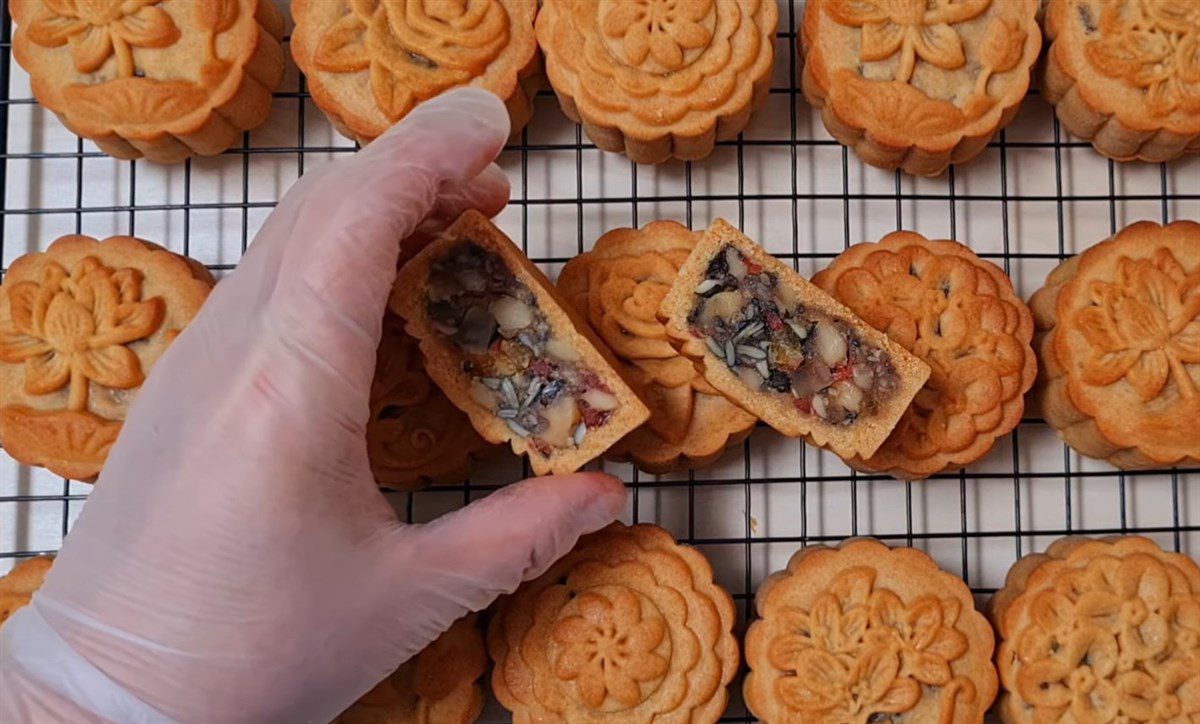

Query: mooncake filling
425;242;618;456
687;245;900;425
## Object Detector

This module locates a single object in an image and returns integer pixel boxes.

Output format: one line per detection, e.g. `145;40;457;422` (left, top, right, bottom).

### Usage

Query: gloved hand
0;89;627;723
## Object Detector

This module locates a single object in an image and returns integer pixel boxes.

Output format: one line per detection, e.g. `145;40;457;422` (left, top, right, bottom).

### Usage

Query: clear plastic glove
0;89;627;723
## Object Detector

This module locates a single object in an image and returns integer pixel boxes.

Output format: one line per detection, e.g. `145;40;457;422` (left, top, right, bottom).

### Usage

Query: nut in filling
687;245;900;425
425;242;618;457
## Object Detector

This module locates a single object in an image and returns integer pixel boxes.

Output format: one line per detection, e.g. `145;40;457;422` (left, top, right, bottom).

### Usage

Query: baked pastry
1029;220;1200;469
1044;0;1200;163
558;221;757;473
11;0;286;163
0;235;214;480
368;312;492;490
991;536;1200;723
800;0;1042;176
658;220;930;461
390;211;650;476
488;522;739;723
0;556;53;627
744;538;998;723
291;0;541;145
536;0;779;163
335;614;486;724
812;231;1037;479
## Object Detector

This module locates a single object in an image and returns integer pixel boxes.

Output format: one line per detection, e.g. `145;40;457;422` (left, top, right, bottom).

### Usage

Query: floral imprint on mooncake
992;535;1200;724
11;0;286;162
488;523;739;723
558;222;757;473
1030;220;1200;469
0;236;213;480
813;231;1037;480
335;614;487;724
801;0;1042;176
744;539;998;723
1085;0;1200;117
536;0;778;163
291;0;541;144
1043;0;1200;162
367;313;492;491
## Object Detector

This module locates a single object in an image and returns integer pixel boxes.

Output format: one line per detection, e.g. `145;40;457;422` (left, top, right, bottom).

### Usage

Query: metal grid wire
1;1;1197;721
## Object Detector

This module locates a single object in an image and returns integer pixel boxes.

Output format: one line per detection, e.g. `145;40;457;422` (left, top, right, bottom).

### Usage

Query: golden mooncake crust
487;522;739;723
11;0;286;163
558;221;757;474
1029;220;1200;469
291;0;542;145
991;535;1200;724
801;0;1042;176
1043;0;1200;163
536;0;779;164
0;556;54;628
336;614;487;724
813;231;1037;480
0;236;214;481
745;538;998;724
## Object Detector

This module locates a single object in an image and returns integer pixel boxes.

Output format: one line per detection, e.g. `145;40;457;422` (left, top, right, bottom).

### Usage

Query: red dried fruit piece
529;359;556;377
746;260;763;275
793;396;813;414
580;370;613;394
765;312;784;332
580;404;611;429
833;363;855;383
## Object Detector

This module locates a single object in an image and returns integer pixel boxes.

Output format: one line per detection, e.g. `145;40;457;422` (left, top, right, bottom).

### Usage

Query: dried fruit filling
425;242;618;455
688;245;900;425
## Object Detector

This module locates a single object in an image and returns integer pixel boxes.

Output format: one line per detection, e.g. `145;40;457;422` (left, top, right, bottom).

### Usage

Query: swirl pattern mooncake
800;0;1042;176
335;614;487;724
291;0;541;144
536;0;778;163
488;522;739;723
1029;220;1200;469
558;221;757;474
12;0;286;163
745;539;998;723
1044;0;1200;163
813;231;1037;479
991;536;1200;723
368;313;492;491
0;235;214;480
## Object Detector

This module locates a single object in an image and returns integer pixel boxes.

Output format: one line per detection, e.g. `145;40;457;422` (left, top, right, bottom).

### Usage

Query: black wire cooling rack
1;1;1197;721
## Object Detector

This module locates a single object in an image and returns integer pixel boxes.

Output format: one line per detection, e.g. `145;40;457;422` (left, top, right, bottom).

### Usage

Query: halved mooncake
659;220;930;460
390;211;650;476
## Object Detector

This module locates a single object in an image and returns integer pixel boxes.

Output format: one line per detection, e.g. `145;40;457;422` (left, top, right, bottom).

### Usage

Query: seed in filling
424;241;617;456
687;245;900;426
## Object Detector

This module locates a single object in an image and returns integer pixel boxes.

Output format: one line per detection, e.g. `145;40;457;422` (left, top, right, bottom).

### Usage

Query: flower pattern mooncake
1029;220;1200;469
291;0;541;144
536;0;778;163
488;522;739;723
12;0;286;163
1043;0;1200;162
745;538;998;723
991;536;1200;723
813;231;1037;479
0;235;214;480
801;0;1042;176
